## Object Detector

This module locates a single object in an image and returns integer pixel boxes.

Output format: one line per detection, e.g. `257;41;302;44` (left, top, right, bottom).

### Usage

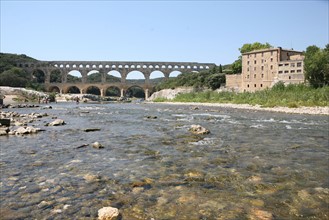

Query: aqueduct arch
17;60;216;99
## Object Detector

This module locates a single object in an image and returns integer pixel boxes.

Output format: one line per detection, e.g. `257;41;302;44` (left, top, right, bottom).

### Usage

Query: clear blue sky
1;0;328;66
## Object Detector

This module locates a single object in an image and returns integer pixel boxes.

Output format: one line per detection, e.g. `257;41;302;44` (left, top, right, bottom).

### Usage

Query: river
1;102;328;219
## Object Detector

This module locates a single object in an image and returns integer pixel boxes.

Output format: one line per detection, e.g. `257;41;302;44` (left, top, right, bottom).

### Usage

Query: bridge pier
145;89;149;100
120;88;125;97
100;88;104;97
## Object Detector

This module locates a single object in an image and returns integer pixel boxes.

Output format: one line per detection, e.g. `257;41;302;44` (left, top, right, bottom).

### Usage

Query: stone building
226;47;305;92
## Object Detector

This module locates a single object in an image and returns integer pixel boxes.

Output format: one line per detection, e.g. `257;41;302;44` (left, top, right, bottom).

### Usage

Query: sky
1;0;328;67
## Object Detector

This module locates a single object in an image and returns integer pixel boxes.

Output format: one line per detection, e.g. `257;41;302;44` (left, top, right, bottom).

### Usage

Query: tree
304;44;329;88
218;64;223;73
207;73;225;90
231;59;242;74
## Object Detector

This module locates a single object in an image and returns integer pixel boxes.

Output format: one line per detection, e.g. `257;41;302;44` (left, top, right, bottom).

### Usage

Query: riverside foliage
155;83;329;107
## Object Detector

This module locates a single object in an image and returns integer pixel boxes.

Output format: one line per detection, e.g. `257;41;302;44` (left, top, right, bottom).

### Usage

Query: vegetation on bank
154;83;329;107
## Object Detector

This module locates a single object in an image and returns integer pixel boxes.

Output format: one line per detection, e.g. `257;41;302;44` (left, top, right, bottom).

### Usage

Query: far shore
148;101;329;115
1;93;328;115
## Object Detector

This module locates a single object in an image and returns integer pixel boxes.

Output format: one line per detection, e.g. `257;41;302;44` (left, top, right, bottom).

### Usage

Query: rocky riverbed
1;102;328;219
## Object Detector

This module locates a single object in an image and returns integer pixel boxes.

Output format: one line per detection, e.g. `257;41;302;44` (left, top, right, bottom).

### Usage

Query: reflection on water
1;103;328;219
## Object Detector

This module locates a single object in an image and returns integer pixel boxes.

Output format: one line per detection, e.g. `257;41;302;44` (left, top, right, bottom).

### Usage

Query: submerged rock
84;128;101;132
46;119;65;126
188;124;210;135
98;206;119;220
92;142;104;149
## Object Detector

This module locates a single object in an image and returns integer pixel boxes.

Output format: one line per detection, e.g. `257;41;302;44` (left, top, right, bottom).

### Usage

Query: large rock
92;142;104;149
46;119;66;126
98;206;119;220
15;126;41;135
189;124;210;135
148;87;194;100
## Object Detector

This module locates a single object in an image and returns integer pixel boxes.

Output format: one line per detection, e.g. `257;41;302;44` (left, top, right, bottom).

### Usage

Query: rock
83;174;101;182
16;126;29;135
84;128;101;132
46;119;65;126
248;208;273;220
42;106;52;109
0;119;10;127
188;124;210;135
98;206;119;220
92;141;104;149
15;126;42;135
0;127;9;135
146;115;157;119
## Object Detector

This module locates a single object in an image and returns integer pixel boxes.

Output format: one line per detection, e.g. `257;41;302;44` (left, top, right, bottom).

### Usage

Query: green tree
0;68;29;87
218;64;223;73
207;73;225;90
304;44;329;88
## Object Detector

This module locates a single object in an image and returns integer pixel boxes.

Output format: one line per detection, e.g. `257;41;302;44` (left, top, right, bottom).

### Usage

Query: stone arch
67;70;82;83
48;86;60;93
126;85;145;98
169;70;182;78
105;86;121;97
126;70;145;80
106;70;122;82
66;86;80;94
32;69;46;83
150;70;165;80
87;70;101;83
85;85;101;95
50;69;62;83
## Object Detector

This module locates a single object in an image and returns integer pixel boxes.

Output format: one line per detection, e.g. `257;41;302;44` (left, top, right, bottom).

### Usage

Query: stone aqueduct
18;61;216;99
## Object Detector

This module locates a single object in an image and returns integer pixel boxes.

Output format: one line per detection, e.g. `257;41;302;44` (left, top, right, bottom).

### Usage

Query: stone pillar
80;88;85;94
121;69;127;83
100;88;104;97
81;69;88;83
120;88;125;97
101;70;106;83
145;89;149;100
44;69;50;84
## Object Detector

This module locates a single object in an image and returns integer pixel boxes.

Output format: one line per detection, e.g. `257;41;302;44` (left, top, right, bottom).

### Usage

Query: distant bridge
17;60;216;99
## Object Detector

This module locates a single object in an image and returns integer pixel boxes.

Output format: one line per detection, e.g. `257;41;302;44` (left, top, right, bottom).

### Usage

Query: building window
285;63;289;66
254;67;256;71
279;71;283;74
270;65;273;70
254;84;257;87
247;84;249;88
260;84;263;87
254;74;256;78
261;66;264;71
291;63;295;67
297;62;302;67
254;60;257;64
270;58;273;62
247;75;250;79
279;64;283;67
289;76;291;79
261;74;264;78
271;51;273;56
291;70;295;73
284;70;289;73
247;61;249;65
262;59;264;63
262;52;264;57
254;54;256;58
297;69;302;73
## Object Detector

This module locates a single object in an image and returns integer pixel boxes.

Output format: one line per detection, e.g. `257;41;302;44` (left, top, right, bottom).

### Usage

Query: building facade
226;47;305;92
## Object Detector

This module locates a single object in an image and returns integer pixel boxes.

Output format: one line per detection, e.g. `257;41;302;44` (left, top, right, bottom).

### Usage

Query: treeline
0;53;36;88
155;65;227;91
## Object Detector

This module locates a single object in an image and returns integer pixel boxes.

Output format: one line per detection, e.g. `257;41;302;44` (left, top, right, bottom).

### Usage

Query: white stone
98;206;119;220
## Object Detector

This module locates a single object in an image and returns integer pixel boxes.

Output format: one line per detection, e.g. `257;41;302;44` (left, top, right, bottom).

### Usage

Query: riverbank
150;101;329;115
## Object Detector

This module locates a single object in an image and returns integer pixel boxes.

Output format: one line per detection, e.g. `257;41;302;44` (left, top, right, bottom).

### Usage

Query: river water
1;102;328;219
